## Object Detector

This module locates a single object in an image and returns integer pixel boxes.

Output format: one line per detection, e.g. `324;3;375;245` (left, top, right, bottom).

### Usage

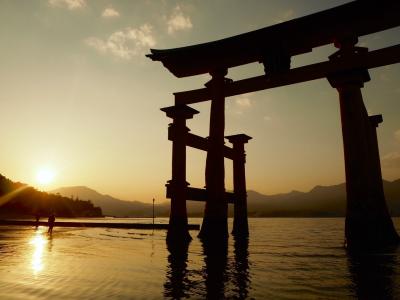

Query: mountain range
51;179;400;218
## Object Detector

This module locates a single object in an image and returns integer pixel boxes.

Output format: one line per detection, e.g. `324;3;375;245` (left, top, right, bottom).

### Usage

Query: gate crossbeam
168;127;234;159
166;185;235;204
175;44;400;105
153;1;400;247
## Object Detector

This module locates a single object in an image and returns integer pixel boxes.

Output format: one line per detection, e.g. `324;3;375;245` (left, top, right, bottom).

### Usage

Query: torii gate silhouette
147;1;400;250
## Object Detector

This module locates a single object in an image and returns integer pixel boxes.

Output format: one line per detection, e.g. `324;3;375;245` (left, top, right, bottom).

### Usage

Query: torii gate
148;1;400;249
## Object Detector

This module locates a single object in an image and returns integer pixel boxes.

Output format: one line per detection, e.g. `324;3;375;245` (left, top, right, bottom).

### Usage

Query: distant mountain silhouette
51;179;400;218
51;186;169;217
248;179;400;217
0;174;102;218
246;179;400;217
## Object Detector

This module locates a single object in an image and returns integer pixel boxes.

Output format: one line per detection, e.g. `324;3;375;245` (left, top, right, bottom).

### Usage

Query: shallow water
0;218;399;299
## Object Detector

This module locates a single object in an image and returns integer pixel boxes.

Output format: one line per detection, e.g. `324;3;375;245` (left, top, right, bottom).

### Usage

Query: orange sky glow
0;0;399;203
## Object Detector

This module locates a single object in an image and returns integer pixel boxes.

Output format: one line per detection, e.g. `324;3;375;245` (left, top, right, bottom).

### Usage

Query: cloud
263;116;271;121
381;152;400;169
167;5;193;34
48;0;86;10
380;130;400;169
275;9;295;23
85;24;156;59
358;41;368;47
102;7;120;18
235;96;252;108
228;94;253;116
379;71;390;82
394;129;400;142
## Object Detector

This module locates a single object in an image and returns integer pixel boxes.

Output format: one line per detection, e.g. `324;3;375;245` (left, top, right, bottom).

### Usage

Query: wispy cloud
358;41;368;47
102;7;120;18
229;94;253;116
379;71;391;82
48;0;86;10
395;129;400;142
263;116;271;121
235;96;252;108
167;5;193;34
381;130;400;169
382;152;400;169
85;24;156;60
275;9;295;23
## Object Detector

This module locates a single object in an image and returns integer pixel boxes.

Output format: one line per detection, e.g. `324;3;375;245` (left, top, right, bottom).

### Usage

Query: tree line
0;174;102;218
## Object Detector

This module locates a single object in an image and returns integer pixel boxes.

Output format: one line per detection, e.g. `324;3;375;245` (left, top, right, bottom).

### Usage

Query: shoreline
0;219;200;230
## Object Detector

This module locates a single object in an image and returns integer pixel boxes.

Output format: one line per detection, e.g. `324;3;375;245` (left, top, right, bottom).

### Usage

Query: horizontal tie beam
168;128;234;159
166;185;235;204
174;44;400;105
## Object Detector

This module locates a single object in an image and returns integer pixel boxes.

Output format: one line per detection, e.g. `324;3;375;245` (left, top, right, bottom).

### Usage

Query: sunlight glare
29;230;47;274
36;168;55;185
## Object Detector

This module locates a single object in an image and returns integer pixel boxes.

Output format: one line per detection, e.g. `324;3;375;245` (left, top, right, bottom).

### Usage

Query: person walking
48;214;56;234
34;213;40;228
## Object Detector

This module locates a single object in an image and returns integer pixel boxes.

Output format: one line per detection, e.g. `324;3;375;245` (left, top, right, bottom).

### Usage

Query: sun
36;168;55;185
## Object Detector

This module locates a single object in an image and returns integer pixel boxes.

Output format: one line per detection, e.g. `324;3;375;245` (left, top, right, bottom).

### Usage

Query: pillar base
198;216;228;241
232;218;249;237
166;232;190;256
346;213;399;250
167;217;192;243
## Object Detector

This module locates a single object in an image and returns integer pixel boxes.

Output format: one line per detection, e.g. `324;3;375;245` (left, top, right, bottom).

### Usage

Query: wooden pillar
161;105;199;243
367;115;398;239
226;134;252;237
199;69;229;240
368;115;386;202
327;37;399;249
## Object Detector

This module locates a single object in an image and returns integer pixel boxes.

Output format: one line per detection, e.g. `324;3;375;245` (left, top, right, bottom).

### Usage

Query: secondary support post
368;115;386;203
161;105;199;243
367;115;398;239
199;69;229;240
226;134;252;237
327;38;399;249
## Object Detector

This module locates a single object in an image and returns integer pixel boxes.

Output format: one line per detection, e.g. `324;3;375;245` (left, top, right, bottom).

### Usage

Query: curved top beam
146;1;400;78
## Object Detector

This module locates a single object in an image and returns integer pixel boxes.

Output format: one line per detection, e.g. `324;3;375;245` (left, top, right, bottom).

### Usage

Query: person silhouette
47;214;55;234
34;213;40;228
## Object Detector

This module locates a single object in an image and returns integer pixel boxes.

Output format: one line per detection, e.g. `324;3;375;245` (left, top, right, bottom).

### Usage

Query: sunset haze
0;0;399;203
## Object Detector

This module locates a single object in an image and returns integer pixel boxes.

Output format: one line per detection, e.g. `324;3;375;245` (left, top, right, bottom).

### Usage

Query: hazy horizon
47;176;400;203
1;0;399;203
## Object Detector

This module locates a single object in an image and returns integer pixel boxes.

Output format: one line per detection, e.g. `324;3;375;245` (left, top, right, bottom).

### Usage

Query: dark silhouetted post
328;37;399;249
368;115;387;206
148;2;400;246
152;198;155;227
368;115;386;202
199;69;229;240
367;115;398;241
161;105;199;243
226;134;252;237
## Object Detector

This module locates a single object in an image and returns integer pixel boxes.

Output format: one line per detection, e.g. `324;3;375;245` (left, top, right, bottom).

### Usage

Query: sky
0;0;399;203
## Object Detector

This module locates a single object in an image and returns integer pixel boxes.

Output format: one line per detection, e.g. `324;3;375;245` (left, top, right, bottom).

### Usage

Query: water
0;218;399;299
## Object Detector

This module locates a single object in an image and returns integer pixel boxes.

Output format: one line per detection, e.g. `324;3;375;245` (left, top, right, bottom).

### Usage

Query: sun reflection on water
29;228;48;274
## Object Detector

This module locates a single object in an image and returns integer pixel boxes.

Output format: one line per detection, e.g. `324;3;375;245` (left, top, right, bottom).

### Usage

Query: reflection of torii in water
148;1;400;249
